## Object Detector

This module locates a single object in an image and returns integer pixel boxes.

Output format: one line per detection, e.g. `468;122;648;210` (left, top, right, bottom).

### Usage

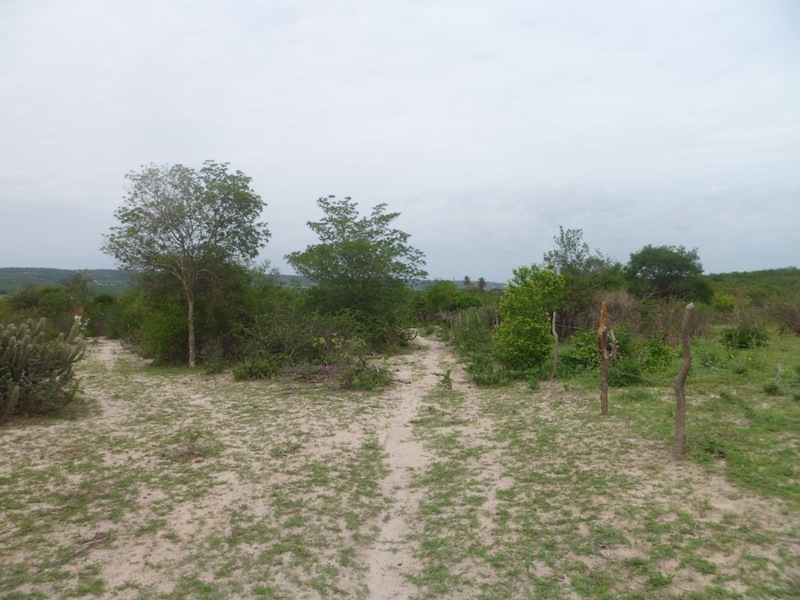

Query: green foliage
709;267;800;309
711;292;736;313
641;336;674;370
560;330;600;372
720;325;769;349
242;297;366;367
103;161;270;366
466;354;517;387
543;226;623;335
102;290;147;343
0;268;134;296
625;244;712;303
286;196;426;349
138;299;189;365
232;356;282;380
608;358;644;387
286;196;426;285
1;284;77;334
338;359;392;390
422;280;482;316
83;293;115;338
560;325;672;380
494;266;565;371
0;319;84;423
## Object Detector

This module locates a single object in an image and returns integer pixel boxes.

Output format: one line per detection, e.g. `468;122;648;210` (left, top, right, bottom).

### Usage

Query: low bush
0;319;84;423
232;356;283;380
721;325;769;349
608;358;644;387
338;359;392;390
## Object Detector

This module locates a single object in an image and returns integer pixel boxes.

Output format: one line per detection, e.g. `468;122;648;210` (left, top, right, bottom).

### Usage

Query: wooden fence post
674;302;694;459
598;302;609;415
551;311;559;381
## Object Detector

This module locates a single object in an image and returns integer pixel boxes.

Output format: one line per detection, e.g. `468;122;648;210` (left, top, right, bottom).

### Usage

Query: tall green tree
542;227;621;335
103;161;270;366
286;196;426;347
625;244;712;303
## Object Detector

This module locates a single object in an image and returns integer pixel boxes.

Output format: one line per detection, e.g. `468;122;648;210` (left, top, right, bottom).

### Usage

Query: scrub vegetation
1;167;798;597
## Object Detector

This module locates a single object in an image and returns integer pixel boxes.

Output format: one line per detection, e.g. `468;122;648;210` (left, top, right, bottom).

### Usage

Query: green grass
403;331;800;599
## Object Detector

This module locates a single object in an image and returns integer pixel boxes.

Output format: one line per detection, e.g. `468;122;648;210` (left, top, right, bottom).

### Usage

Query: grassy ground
0;332;798;599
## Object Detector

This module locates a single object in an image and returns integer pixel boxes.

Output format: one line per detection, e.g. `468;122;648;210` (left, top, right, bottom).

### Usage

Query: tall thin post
598;302;609;415
551;311;559;381
674;303;694;459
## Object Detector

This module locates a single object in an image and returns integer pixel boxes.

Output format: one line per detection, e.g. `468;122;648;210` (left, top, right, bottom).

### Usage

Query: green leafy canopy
286;195;426;285
103;161;270;276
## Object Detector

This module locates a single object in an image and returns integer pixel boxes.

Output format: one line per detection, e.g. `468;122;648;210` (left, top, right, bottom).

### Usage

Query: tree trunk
598;302;608;415
186;289;197;367
674;302;694;459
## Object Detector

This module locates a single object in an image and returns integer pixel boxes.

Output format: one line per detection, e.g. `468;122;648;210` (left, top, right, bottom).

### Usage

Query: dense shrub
232;356;283;380
721;325;769;349
608;358;644;387
494;266;565;371
138;300;188;365
421;281;482;319
242;305;366;367
560;330;600;372
1;319;84;423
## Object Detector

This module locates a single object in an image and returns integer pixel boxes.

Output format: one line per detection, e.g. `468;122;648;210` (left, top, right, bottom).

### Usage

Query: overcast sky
1;0;798;282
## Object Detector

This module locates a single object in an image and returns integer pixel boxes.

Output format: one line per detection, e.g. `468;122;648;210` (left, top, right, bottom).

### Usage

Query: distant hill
0;267;506;295
707;267;800;307
0;268;135;295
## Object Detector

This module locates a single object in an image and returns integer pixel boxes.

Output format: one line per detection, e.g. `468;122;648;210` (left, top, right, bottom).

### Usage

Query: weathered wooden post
674;302;694;459
598;302;609;415
551;311;559;381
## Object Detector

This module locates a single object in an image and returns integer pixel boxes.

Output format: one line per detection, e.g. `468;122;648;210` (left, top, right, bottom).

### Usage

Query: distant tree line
2;160;798;421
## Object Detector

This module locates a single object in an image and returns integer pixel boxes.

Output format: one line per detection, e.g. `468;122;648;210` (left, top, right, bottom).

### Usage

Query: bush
641;337;674;371
0;319;84;423
339;359;392;390
608;358;644;387
494;266;564;371
446;308;495;358
721;325;769;349
561;330;600;372
232;356;283;380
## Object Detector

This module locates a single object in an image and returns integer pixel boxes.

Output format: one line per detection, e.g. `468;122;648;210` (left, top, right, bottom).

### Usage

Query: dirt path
361;336;451;598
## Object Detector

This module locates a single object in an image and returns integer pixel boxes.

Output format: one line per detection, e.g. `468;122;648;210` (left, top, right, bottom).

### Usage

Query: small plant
690;429;728;460
763;381;782;396
169;425;212;460
697;350;723;369
339;359;392;390
434;369;453;390
645;572;674;589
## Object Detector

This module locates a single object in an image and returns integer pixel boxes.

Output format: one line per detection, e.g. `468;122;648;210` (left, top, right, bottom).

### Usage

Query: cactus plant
0;318;85;423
